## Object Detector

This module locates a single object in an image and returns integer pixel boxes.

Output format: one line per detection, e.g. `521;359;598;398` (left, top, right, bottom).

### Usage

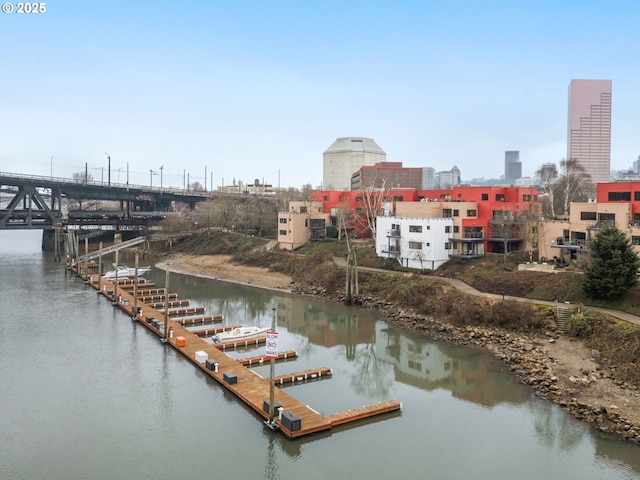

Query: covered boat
103;264;151;279
212;326;270;343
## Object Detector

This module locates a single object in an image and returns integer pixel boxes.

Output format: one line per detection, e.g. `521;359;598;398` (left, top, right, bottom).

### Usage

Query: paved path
333;257;640;327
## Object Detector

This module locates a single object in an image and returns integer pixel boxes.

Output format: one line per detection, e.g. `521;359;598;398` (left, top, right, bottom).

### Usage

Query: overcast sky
1;0;639;189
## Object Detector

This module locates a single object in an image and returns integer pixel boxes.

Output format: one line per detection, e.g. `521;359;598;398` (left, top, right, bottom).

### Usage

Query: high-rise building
421;167;436;189
323;137;386;190
505;151;522;182
567;79;612;183
435;166;461;189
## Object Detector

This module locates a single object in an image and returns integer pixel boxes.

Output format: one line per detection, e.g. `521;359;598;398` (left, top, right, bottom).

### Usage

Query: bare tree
537;159;594;218
353;177;388;238
66;172;97;210
519;205;541;262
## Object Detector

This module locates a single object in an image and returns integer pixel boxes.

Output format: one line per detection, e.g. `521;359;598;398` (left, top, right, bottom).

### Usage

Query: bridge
0;171;211;230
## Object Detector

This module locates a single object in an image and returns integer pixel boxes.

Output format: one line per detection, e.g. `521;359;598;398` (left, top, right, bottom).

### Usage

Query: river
1;230;639;479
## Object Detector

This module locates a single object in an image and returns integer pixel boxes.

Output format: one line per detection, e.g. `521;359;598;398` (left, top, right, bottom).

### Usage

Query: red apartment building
310;185;540;254
597;182;640;221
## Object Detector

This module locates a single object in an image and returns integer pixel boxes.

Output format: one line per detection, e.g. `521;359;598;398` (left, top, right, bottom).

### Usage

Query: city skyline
1;1;639;189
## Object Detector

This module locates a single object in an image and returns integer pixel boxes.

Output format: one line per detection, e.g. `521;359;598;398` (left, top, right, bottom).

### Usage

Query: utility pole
160;165;164;191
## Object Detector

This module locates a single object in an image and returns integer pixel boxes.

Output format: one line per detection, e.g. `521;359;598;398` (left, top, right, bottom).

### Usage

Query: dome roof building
323;137;386;190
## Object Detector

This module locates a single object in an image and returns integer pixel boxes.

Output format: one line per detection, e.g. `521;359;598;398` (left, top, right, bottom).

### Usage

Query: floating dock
79;267;401;439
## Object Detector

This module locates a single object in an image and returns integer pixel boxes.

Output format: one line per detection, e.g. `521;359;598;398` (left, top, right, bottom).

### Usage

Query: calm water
1;230;640;480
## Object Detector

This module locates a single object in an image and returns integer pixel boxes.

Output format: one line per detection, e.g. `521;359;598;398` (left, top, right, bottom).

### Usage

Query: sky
1;0;639;189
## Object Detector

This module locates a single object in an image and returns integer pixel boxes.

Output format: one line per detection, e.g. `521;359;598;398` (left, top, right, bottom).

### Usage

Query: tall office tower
421;167;436;189
505;151;522;182
323;137;386;190
567;79;612;183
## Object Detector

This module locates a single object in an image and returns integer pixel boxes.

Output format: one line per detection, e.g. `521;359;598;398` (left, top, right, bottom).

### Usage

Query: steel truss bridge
0;171;211;230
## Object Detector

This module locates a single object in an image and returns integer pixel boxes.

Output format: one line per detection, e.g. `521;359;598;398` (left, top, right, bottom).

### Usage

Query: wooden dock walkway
78;268;401;439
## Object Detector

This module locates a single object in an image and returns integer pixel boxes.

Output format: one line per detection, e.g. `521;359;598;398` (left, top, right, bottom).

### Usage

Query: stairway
556;303;571;332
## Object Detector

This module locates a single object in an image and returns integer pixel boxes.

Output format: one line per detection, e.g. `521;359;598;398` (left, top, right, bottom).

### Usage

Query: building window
425;242;430;247
445;226;451;233
299;206;307;213
393;195;404;201
635;192;640;201
523;194;531;201
496;194;505;202
608;191;631;201
444;242;451;249
443;209;452;218
279;230;287;236
279;218;287;224
580;211;597;221
453;209;459;217
466;209;477;217
632;236;640;246
323;195;329;201
533;195;537;201
408;241;422;249
355;196;363;202
598;213;616;223
481;193;489;201
409;225;422;233
453;226;459;233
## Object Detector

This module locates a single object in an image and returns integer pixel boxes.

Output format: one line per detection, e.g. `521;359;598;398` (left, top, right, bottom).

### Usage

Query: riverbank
155;253;640;445
156;253;294;292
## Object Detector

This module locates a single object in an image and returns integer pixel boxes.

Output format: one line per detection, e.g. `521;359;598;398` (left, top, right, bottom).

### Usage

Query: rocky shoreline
293;284;640;446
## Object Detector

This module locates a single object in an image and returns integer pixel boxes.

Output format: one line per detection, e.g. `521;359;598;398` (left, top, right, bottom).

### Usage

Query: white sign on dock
265;331;279;358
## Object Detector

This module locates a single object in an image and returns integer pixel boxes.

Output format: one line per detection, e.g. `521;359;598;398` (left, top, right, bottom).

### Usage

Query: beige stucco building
536;202;640;263
277;201;330;251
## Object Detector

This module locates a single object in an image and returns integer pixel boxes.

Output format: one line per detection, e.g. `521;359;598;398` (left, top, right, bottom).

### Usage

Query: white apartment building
376;214;453;270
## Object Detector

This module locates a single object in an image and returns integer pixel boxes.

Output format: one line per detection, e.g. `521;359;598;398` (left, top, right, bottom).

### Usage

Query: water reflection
376;323;531;407
150;266;531;411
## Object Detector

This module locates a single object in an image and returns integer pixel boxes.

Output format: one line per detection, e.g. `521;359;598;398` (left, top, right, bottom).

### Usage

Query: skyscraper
504;151;522;182
567;79;612;183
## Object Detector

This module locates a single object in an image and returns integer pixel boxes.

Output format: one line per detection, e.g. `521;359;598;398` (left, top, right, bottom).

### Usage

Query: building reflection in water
375;323;530;407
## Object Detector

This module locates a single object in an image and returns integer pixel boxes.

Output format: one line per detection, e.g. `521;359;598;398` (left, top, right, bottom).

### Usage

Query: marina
75;259;402;439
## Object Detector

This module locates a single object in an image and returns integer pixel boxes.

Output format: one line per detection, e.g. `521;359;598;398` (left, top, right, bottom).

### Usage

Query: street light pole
160;165;164;191
105;152;111;186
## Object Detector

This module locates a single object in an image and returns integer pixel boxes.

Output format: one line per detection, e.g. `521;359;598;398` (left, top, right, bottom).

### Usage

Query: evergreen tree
582;226;640;299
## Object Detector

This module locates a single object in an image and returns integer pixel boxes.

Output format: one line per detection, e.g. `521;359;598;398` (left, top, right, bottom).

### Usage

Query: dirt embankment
155;253;293;292
157;253;640;445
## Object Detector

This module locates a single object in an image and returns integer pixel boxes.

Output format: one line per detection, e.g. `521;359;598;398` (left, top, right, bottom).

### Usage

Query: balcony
386;229;401;238
381;245;400;256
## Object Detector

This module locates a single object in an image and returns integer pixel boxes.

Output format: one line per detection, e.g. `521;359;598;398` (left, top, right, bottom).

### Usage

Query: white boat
103;264;151;279
212;326;270;343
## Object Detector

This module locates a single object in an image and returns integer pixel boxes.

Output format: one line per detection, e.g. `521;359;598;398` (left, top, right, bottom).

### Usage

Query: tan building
537;202;640;263
277;201;330;251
